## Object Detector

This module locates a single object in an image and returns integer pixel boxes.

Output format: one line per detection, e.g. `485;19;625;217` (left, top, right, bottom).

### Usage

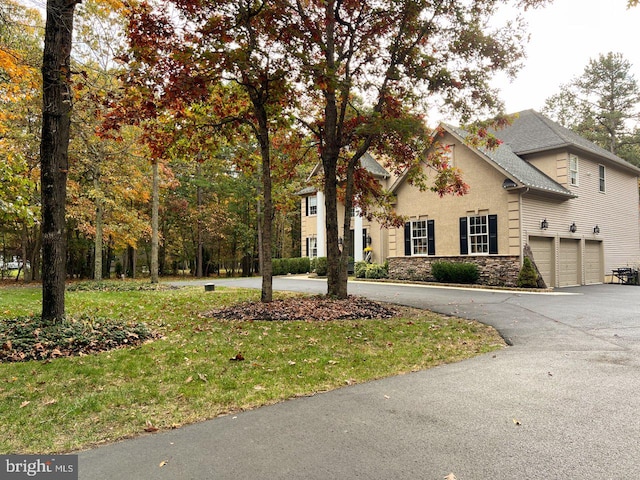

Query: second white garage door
559;238;580;287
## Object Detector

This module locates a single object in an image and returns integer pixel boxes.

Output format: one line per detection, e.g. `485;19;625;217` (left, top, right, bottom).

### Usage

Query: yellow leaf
20;401;30;408
159;461;167;468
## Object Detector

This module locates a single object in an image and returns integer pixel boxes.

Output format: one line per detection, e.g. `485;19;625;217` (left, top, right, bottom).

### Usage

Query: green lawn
0;282;504;454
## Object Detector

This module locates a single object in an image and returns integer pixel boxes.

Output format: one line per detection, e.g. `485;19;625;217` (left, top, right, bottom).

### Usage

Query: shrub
314;257;328;276
271;258;284;276
517;257;538;288
365;263;388;279
271;257;312;276
354;261;367;278
431;261;479;284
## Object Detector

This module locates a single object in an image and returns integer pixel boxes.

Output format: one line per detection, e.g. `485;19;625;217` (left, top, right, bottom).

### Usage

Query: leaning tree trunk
40;0;79;321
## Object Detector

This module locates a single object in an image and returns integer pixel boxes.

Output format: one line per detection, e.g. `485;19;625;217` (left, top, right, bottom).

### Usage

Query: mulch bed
204;295;399;321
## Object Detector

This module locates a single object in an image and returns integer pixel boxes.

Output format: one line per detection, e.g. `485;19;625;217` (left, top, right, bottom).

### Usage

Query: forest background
2;0;640;291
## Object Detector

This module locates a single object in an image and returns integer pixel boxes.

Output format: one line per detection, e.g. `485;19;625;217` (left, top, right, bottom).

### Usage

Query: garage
529;236;555;287
584;240;604;284
559;238;580;287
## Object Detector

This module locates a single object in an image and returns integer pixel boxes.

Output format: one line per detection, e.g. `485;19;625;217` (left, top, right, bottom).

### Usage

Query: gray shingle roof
445;124;575;198
360;152;390;178
297;152;390;195
495;109;640;175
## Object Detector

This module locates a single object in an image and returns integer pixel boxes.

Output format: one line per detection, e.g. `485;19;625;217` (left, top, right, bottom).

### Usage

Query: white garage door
584;240;603;284
529;236;554;287
559;238;580;287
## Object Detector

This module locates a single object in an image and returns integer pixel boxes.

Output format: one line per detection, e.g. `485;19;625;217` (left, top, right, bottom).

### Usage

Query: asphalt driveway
78;278;640;479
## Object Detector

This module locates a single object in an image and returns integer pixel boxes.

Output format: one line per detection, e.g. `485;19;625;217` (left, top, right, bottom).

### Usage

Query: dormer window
569;155;579;186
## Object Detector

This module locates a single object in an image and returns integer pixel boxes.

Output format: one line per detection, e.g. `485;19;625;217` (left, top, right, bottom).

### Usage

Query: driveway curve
78;278;640;479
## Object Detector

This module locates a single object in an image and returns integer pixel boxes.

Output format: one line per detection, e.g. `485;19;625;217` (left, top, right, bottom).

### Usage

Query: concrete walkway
77;278;640;479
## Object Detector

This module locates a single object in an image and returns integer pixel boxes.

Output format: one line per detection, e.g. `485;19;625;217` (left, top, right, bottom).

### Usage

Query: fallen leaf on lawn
20;401;30;408
144;421;159;433
513;418;522;426
230;353;245;361
253;385;265;391
197;373;208;382
445;474;457;480
185;376;193;384
288;360;296;365
43;399;58;406
327;360;338;365
159;461;167;468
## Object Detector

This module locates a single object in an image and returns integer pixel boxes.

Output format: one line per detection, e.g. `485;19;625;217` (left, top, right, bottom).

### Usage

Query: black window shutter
488;214;498;254
305;197;309;216
404;222;412;256
306;238;309;257
427;220;435;256
459;217;468;255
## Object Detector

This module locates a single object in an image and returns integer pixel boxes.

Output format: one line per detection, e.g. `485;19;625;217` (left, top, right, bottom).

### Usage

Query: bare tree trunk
21;225;31;282
150;160;159;284
254;114;273;303
40;0;79;321
94;175;103;281
196;162;203;277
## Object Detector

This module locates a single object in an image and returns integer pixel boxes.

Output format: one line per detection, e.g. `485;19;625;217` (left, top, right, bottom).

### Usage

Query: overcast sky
20;0;640;118
493;0;640;114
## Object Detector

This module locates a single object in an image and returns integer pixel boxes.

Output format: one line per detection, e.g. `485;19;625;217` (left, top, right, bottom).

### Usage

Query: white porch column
354;208;364;262
316;191;325;257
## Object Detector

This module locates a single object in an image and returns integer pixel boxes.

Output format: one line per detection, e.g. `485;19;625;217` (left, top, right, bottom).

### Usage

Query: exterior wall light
338;237;343;246
593;225;600;234
570;223;577;233
541;219;548;230
366;234;372;245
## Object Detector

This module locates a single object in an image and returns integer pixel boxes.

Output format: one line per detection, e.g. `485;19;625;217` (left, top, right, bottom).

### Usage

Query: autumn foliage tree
117;0;300;301
282;0;552;298
0;1;42;281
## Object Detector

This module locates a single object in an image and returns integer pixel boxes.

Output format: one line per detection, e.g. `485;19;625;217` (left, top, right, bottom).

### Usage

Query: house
299;110;640;287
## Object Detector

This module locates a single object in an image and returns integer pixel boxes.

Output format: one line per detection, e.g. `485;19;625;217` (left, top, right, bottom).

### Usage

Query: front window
411;220;429;255
441;144;455;167
569;155;579;186
599;164;606;192
469;215;489;254
308;195;317;216
307;237;317;258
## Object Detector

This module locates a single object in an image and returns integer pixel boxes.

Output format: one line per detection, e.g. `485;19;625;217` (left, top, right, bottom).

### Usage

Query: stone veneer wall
388;255;521;287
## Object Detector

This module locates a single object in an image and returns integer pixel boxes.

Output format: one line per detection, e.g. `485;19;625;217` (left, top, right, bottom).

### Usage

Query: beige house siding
300;194;318;257
391;132;515;257
521;152;640;283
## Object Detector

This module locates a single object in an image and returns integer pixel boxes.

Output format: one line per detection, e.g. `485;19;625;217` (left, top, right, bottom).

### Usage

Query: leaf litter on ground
204;295;398;321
